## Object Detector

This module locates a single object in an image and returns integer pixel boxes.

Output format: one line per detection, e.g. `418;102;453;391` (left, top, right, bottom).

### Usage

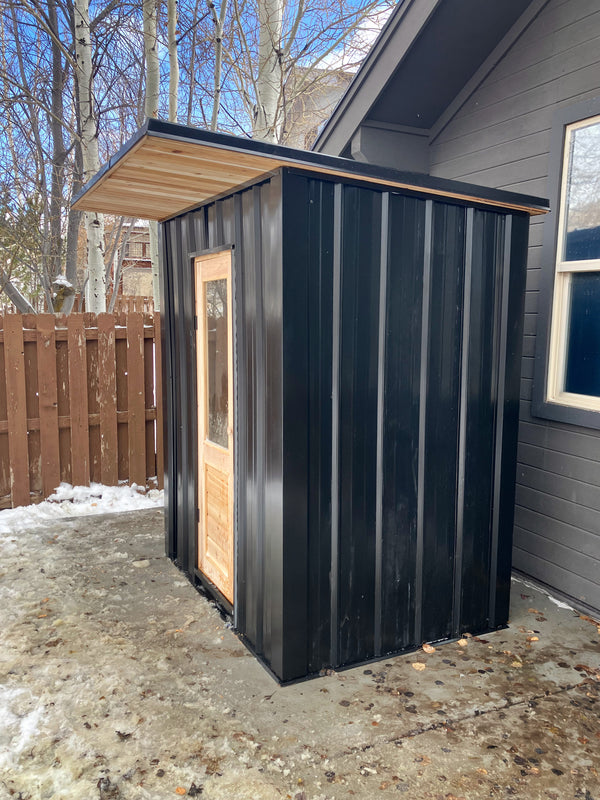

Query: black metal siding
162;167;530;682
380;193;425;654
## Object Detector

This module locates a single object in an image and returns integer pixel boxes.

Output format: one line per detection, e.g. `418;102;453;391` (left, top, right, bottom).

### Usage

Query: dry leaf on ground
457;638;468;647
412;662;426;671
422;643;436;654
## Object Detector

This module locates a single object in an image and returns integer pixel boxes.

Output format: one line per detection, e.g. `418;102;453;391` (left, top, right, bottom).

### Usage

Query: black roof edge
74;118;549;215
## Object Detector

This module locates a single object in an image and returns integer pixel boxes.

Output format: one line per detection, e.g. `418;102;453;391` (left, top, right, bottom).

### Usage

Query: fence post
4;315;30;507
127;312;146;486
98;313;119;485
68;314;90;485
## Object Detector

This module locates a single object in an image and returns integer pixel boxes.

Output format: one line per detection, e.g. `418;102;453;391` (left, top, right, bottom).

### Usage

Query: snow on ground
512;574;576;612
0;687;45;770
0;483;163;537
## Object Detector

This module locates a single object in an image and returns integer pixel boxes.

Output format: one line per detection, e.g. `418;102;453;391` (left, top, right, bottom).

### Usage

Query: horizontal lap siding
430;0;600;612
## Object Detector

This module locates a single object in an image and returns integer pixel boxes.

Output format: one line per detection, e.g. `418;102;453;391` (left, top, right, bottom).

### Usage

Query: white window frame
546;114;600;413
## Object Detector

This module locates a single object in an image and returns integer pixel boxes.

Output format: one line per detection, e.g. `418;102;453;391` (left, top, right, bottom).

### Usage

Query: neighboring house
114;223;153;297
282;68;353;150
315;0;600;614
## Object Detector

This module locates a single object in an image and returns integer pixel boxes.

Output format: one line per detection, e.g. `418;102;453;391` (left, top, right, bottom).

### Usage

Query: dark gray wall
428;0;600;611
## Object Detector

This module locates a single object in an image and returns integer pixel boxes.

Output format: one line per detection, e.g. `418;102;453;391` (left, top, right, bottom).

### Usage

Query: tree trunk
149;222;160;311
0;269;37;314
168;0;179;122
143;0;160;118
64;141;83;316
254;0;283;142
48;0;67;297
74;0;106;313
209;0;228;130
143;0;161;310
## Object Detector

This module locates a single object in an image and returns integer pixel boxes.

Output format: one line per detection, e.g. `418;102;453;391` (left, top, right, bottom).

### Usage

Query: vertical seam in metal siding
453;207;474;638
415;199;433;645
489;215;511;626
160;222;177;560
232;197;243;632
374;191;389;658
254;186;266;654
330;182;342;668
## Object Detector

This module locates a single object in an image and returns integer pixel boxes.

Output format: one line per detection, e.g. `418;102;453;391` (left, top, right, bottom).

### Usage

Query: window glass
205;278;229;448
563;119;600;261
126;240;145;259
564;271;600;397
547;114;600;413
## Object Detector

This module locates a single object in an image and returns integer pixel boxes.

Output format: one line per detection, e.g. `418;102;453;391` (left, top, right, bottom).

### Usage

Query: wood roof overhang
73;118;548;222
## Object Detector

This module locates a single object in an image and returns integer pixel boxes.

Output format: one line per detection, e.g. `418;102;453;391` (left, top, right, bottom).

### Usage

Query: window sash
547;115;600;412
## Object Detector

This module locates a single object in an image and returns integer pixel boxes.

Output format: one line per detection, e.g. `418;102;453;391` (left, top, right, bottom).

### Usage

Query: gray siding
429;0;600;612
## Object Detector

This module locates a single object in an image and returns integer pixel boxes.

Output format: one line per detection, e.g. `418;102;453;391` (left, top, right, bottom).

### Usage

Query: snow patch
512;575;575;612
0;687;45;769
51;275;73;288
0;483;163;537
547;595;575;611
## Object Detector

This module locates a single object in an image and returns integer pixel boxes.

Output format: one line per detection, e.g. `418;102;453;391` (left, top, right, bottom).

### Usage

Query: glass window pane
564;271;600;397
563;119;600;261
205;278;229;447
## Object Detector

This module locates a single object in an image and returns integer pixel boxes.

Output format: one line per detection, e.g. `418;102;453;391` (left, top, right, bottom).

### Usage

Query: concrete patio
1;509;599;799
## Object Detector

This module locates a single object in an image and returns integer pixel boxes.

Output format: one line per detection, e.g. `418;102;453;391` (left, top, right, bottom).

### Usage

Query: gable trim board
315;0;600;615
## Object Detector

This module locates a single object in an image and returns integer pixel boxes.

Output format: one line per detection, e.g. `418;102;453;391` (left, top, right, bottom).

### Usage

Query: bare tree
0;0;391;311
74;0;106;313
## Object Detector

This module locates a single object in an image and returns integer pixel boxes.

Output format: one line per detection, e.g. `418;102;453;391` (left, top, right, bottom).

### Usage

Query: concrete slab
0;509;598;799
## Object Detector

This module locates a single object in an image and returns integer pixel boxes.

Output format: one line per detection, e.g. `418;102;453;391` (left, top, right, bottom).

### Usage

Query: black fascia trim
75;118;549;215
532;95;600;431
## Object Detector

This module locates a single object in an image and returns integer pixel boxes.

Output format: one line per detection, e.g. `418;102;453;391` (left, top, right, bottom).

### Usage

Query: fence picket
4;315;30;506
68;314;90;485
98;313;119;485
127;312;146;486
36;314;61;497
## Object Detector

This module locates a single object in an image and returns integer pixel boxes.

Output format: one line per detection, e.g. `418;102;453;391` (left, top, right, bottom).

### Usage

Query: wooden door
195;252;234;603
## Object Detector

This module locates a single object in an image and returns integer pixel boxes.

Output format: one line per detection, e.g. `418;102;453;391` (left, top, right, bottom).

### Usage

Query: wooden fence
0;312;163;509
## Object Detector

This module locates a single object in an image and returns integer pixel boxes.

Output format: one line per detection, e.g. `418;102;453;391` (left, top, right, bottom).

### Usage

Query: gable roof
314;0;543;155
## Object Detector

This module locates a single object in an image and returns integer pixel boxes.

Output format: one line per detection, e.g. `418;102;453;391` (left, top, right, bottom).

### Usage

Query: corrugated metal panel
162;166;530;682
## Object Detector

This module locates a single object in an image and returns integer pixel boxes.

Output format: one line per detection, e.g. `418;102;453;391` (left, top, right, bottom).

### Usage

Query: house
314;0;600;614
105;221;153;298
281;68;353;150
73;119;545;680
118;223;153;296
